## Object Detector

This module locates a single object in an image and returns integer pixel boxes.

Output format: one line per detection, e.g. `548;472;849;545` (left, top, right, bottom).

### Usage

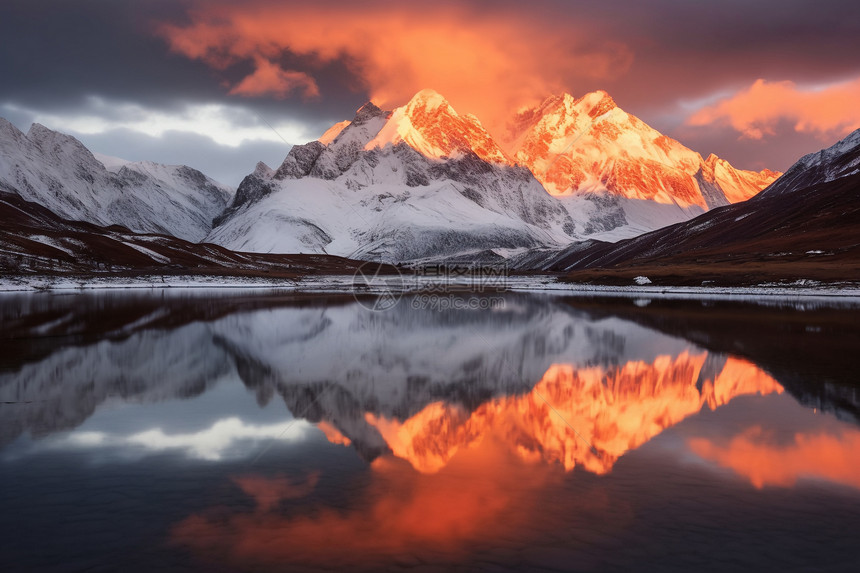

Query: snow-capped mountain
507;91;780;209
0;188;390;276
527;128;860;280
209;89;780;263
208;90;581;262
757;128;860;197
0;117;232;242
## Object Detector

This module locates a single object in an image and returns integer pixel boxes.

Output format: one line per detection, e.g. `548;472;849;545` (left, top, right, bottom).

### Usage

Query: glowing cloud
689;426;860;490
171;445;568;567
157;0;633;131
229;57;319;99
687;78;860;139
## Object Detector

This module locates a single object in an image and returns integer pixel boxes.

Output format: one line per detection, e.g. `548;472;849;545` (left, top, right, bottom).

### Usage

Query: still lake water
1;290;859;572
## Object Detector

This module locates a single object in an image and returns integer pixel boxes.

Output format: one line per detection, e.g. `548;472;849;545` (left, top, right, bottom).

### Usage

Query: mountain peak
364;89;510;164
821;127;860;159
0;116;27;145
759;127;860;197
576;90;616;118
353;101;386;124
25;123;102;167
0;116;22;135
404;88;450;113
535;91;615;118
253;161;275;179
27;123;90;152
27;122;65;142
318;120;351;145
509;90;777;207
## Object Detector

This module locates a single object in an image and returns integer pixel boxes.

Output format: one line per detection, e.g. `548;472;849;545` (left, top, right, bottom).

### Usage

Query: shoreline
2;273;860;302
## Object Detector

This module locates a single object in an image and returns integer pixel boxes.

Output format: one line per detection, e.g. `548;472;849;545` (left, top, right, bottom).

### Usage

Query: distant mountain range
1;88;857;278
0;117;231;242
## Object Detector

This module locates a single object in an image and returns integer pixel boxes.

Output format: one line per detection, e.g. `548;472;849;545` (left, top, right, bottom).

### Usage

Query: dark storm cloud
1;0;858;177
0;0;366;127
570;0;860;110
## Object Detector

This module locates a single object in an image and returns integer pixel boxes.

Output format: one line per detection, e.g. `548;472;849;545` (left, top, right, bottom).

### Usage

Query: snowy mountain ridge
518;127;860;277
0;118;232;242
757;128;860;198
0;88;783;262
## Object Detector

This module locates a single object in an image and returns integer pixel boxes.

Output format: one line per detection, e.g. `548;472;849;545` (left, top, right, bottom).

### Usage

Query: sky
1;0;859;186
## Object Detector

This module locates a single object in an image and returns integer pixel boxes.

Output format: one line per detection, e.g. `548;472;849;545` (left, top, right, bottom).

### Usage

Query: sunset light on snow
2;1;859;571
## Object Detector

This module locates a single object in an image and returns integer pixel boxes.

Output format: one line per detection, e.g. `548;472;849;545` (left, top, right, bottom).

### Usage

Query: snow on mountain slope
507;92;780;209
0;118;232;241
556;192;706;243
758;128;860;197
92;152;131;172
208;91;578;262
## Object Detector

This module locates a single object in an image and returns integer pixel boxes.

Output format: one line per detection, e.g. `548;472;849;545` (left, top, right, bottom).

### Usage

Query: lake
1;290;859;572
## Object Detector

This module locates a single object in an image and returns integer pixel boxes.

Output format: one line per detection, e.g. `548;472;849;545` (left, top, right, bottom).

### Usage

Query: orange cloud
158;0;632;131
228;57;319;99
231;472;320;512
172;444;569;568
689;426;860;490
687;78;860;139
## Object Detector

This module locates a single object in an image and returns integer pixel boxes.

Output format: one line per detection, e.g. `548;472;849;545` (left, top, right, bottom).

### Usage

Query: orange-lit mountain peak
365;403;486;474
317;120;351;145
704;152;722;166
509;89;778;206
403;88;452;113
699;152;782;203
364;88;512;164
365;353;783;476
575;89;617;118
709;356;784;408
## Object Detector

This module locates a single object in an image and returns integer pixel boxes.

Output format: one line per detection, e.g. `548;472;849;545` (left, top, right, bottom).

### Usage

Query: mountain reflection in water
363;354;782;474
1;291;859;572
